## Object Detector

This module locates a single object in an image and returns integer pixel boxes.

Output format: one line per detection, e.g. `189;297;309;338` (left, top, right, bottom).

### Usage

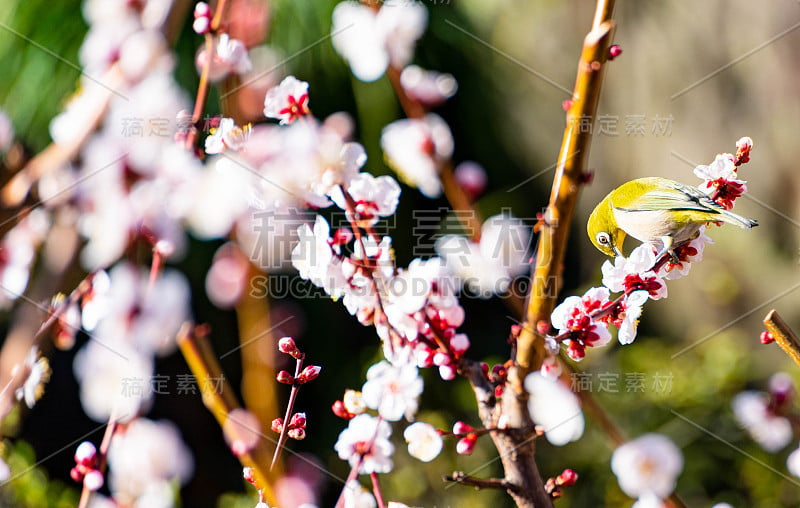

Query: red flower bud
278;337;299;356
288;427;306;440
453;421;473;435
271;418;284;433
760;331;775;345
296;365;321;384
276;370;295;384
332;400;353;420
456;434;478;455
608;44;622;60
556;469;578;486
289;412;307;429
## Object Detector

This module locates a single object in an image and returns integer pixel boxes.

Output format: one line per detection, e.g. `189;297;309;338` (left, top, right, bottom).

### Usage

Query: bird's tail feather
720;210;758;229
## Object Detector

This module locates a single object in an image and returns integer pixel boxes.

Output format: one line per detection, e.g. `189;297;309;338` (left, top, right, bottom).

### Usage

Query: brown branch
444;471;520;493
514;2;616;389
177;323;277;504
763;309;800;368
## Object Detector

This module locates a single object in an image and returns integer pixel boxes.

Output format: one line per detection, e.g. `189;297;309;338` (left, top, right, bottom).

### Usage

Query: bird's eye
596;232;611;245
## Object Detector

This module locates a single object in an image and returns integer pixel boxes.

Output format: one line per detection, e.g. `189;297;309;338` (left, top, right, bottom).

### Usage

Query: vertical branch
514;2;616;388
177;324;277;504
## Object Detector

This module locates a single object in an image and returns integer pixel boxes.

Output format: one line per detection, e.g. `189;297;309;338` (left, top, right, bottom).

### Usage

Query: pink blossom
693;153;747;210
204;117;251;154
656;227;712;280
330;173;401;225
551;287;613;357
400;65;458;107
611;434;683;502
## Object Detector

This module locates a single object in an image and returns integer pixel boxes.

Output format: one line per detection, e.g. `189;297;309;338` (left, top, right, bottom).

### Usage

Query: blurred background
0;0;799;506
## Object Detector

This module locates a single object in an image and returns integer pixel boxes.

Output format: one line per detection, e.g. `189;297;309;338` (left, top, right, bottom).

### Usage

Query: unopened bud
83;470;104;491
74;442;97;467
556;469;578;486
276;370;294;384
271;418;284;433
759;331;775;345
332;400;352;420
289;412;307;429
278;337;301;358
453;421;473;435
608;44;622;60
243;467;257;484
456;434;478;455
288;427;306;440
297;365;321;384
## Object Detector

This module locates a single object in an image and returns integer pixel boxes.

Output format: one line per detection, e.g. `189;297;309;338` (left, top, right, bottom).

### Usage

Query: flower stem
271;354;304;470
77;407;120;508
370;472;386;508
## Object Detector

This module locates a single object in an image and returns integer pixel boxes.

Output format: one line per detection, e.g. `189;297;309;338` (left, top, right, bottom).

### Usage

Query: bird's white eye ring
596;232;611;245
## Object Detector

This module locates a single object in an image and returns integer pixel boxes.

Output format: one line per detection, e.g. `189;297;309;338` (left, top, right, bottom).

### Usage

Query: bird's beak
611;245;622;257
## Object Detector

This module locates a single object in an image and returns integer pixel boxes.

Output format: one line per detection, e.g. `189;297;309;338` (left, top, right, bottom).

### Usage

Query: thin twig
270;354;304;470
763;309;800;368
77;407;120;508
444;471;519;493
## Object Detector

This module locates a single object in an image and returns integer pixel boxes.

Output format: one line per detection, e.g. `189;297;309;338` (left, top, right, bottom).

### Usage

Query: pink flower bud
735;136;753;165
276;370;295;384
332;400;352;420
759;331;774;345
556;469;578;486
454;161;487;200
192;17;210;35
243;467;257;484
297;365;321;384
288;427;306;440
452;421;473;435
608;44;622;60
83;470;104;491
74;441;97;467
194;2;211;17
271;418;284;433
439;364;456;380
278;337;300;357
289;412;307;429
432;351;450;367
456;434;477;455
70;466;84;483
449;333;470;355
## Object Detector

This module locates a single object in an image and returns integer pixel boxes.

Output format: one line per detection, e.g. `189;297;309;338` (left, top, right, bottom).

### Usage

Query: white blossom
381;114;453;198
361;361;423;421
334;414;394;474
342;479;376;508
205;117;251;154
403;422;443;462
611;434;683;502
264;76;310;125
331;2;427;82
602;244;667;300
524;373;584;446
13;347;51;409
107;418;193;507
731;391;792;452
330;173;401;224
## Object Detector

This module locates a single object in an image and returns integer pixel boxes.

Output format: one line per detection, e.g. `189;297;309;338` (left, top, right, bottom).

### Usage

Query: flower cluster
70;442;104;492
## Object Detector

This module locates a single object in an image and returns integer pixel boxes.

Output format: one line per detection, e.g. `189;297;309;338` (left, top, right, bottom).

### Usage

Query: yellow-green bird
587;177;758;257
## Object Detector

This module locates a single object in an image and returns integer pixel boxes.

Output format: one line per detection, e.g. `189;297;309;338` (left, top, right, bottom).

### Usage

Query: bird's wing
614;180;721;213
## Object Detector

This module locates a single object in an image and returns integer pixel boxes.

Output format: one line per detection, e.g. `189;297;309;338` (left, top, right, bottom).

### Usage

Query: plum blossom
292;215;347;299
731;390;792;452
403;422;443;462
602;244;667;300
334;414;394;474
551;287;612;360
330;173;401;225
13;347;51;408
107;418;193;507
656;227;712;280
435;214;531;298
381;114;453;198
331;2;427;82
342;479;377;508
264;76;310;125
609;290;648;345
525;373;584;446
361;361;423;421
693;153;747;210
204;117;251;154
199;33;252;82
611;434;683;504
0;212;47;308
